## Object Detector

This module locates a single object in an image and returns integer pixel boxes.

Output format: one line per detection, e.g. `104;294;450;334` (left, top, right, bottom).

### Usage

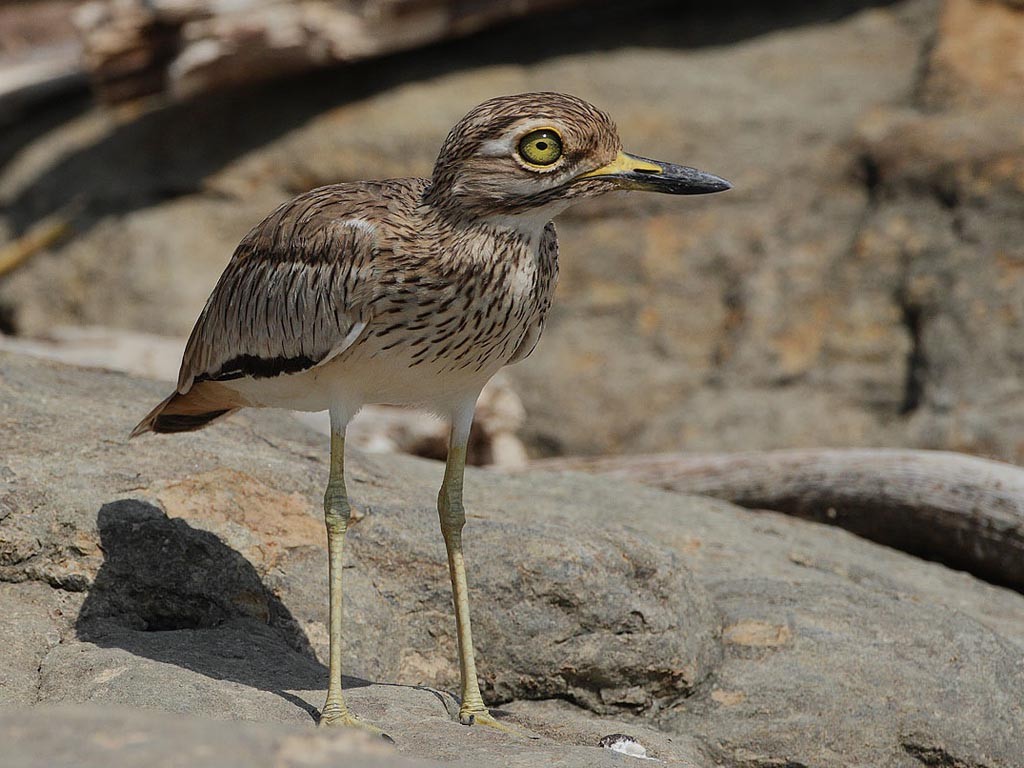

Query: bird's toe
319;704;393;742
458;707;536;739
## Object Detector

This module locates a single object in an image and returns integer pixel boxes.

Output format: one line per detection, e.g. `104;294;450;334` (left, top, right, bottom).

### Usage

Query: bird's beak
578;150;732;195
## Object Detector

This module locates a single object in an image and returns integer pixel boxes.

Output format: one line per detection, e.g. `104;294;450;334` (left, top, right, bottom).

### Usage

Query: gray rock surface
1;705;436;768
668;581;1024;766
0;581;71;705
2;350;1024;767
3;0;1023;464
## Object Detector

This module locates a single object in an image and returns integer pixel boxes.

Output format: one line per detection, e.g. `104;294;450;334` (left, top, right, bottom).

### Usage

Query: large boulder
2;350;1023;766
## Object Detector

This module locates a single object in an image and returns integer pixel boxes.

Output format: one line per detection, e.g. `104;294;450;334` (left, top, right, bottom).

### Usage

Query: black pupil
536;141;548;151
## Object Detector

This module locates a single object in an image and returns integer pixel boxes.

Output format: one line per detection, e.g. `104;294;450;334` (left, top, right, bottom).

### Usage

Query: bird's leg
319;418;387;738
437;407;512;732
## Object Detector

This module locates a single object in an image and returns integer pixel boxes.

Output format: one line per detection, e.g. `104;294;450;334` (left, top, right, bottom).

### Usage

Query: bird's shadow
75;499;367;723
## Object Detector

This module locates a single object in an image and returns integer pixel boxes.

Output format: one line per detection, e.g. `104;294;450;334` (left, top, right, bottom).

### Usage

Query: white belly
224;339;509;415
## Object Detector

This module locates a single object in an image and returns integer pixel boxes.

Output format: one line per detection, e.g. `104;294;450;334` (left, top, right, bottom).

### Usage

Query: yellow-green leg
319;417;387;738
437;406;514;732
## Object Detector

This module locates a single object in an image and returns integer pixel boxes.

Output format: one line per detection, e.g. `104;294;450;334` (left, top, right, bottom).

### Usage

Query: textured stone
849;104;1024;461
667;580;1024;767
0;582;75;705
3;352;1024;766
922;0;1024;107
0;350;722;718
0;705;436;768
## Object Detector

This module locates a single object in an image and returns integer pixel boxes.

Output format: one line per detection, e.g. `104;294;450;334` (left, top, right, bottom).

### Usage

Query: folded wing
132;185;384;436
178;187;382;394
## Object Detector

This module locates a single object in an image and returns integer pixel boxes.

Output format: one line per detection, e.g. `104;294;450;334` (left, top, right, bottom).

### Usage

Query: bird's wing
507;222;559;365
176;187;384;394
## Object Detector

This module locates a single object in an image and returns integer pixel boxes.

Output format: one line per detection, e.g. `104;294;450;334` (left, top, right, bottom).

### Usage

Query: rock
0;349;722;713
0;326;184;380
667;580;1024;766
2;702;709;768
0;581;74;705
848;102;1024;462
7;1;1024;464
3;350;1024;766
921;0;1024;107
60;496;720;715
0;705;437;768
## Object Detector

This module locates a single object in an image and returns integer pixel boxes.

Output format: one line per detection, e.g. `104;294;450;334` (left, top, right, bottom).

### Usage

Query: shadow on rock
76;499;365;721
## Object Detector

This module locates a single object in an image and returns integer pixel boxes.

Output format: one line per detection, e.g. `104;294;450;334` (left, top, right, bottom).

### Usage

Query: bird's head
426;92;730;226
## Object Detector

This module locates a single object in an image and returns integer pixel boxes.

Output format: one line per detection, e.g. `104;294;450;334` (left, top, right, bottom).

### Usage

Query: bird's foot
458;706;534;738
319;701;393;742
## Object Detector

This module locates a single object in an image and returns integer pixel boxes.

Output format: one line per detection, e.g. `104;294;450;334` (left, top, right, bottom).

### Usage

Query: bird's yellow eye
517;129;563;167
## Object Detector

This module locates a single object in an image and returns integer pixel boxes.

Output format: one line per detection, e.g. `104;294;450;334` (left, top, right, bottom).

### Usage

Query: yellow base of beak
579;151;663;179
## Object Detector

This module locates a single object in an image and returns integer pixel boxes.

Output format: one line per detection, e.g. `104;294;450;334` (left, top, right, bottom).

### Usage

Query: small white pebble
598;734;657;760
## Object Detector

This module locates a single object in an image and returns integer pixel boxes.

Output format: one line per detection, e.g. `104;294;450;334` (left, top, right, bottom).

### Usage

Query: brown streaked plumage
131;92;730;736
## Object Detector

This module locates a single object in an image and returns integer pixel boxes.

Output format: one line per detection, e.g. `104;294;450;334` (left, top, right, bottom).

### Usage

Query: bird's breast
351;227;556;383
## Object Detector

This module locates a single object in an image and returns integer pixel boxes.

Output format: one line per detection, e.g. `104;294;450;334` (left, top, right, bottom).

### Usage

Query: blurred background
1;0;1022;465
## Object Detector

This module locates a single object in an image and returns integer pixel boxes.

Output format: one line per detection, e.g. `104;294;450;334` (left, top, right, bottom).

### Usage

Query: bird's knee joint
324;484;352;534
438;490;466;535
325;507;351;535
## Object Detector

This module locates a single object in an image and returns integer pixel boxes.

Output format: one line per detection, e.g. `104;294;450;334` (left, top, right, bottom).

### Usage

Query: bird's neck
475;201;567;238
420;191;564;243
411;202;549;274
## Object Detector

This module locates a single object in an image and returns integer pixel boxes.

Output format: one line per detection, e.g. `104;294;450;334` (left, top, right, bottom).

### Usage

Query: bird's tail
130;382;244;438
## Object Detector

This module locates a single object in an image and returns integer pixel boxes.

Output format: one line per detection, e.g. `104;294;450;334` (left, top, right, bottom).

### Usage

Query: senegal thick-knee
132;92;730;735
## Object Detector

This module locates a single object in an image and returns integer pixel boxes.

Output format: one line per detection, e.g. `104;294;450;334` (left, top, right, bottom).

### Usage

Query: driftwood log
0;47;85;125
531;449;1024;592
0;2;86;124
74;0;581;104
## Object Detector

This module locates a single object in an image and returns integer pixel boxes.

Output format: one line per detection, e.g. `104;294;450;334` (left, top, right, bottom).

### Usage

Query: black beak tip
708;176;733;192
644;160;733;195
684;169;732;194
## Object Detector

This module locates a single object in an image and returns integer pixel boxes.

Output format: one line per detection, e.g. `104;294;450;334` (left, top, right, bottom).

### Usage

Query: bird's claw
319;702;393;742
458;707;535;738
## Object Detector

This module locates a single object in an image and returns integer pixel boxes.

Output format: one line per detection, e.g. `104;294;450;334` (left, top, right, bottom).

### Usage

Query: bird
131;92;730;736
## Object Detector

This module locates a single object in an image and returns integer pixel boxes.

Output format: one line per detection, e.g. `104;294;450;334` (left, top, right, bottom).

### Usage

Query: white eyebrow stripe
478;136;515;157
476;120;557;158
